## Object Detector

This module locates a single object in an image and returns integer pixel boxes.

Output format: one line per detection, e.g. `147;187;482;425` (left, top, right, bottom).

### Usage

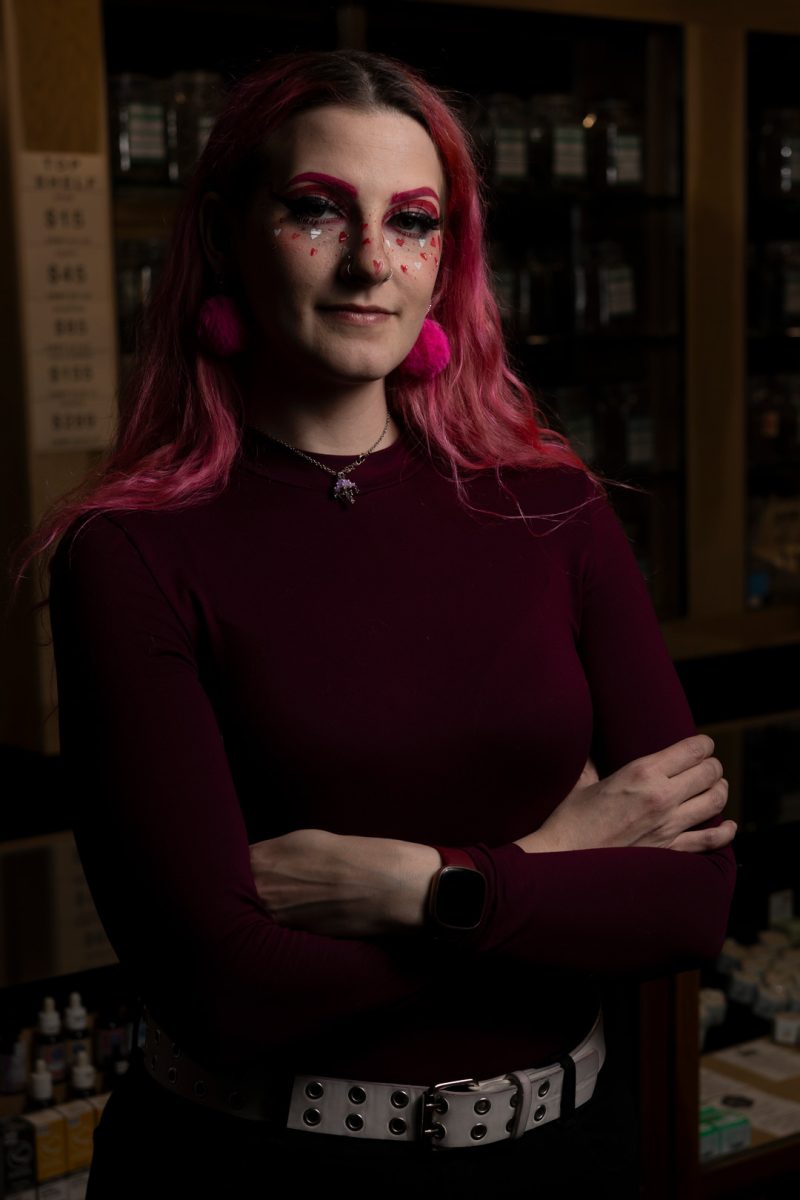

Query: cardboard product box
36;1181;69;1200
0;1114;37;1198
66;1167;89;1199
699;1121;721;1162
51;1102;92;1173
702;1038;800;1152
713;1111;753;1155
86;1092;110;1126
20;1109;67;1186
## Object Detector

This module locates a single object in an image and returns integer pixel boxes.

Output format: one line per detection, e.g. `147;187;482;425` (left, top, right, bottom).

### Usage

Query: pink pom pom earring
197;275;249;357
397;314;451;380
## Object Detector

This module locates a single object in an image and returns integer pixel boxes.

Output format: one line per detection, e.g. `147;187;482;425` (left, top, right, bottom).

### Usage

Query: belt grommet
506;1117;514;1133
534;1104;546;1121
434;1096;448;1115
303;1108;322;1126
305;1081;324;1100
389;1117;406;1135
474;1097;491;1115
167;1066;177;1084
171;1043;181;1059
509;1092;520;1108
391;1089;409;1108
228;1090;244;1111
538;1079;550;1097
348;1086;366;1105
471;1123;487;1140
345;1113;364;1131
193;1079;207;1099
432;1123;446;1141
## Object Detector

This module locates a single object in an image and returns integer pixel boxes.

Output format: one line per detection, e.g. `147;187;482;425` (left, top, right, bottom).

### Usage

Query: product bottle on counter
107;1044;131;1090
93;1002;130;1076
0;1017;28;1096
63;993;90;1068
69;1049;96;1100
28;1058;55;1111
35;996;67;1084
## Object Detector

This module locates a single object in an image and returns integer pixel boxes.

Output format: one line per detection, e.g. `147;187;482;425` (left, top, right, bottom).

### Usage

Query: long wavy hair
9;48;607;615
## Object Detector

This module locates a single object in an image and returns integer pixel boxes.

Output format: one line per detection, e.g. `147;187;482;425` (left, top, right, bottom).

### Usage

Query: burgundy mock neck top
48;417;736;1081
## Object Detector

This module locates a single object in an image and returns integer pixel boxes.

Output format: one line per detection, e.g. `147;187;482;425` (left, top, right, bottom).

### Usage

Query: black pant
87;1047;640;1198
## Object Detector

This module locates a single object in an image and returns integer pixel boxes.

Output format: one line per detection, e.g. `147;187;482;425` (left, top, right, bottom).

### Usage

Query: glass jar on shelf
576;240;637;334
747;376;797;468
756;108;800;198
776;373;800;458
551;384;597;466
780;243;800;332
526;245;573;338
108;73;169;185
484;94;529;186
586;99;645;191
488;241;522;338
461;96;493;182
748;242;767;334
618;381;655;471
528;93;588;193
594;382;627;472
165;71;225;186
115;236;169;356
761;242;800;332
747;493;800;607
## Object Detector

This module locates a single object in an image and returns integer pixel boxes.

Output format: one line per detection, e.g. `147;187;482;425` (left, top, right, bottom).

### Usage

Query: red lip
321;305;394;315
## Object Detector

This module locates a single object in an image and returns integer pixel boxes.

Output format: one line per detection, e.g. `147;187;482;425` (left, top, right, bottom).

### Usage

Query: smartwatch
426;845;487;942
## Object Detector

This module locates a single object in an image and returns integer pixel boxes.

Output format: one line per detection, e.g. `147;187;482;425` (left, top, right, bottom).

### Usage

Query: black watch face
436;867;486;929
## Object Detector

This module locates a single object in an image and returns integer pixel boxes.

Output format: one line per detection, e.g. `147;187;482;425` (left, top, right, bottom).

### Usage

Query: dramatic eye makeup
386;206;441;239
277;194;346;226
268;174;443;267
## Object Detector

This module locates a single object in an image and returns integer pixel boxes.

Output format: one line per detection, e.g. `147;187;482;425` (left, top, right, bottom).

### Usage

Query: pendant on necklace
332;475;359;506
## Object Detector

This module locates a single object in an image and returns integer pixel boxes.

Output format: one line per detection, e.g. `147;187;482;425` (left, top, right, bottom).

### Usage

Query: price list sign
16;152;117;451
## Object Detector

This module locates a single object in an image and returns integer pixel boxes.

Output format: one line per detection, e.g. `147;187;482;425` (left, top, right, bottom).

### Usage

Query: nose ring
344;253;393;282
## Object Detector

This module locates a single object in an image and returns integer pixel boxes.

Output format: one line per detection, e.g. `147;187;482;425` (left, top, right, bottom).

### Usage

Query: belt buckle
419;1076;480;1150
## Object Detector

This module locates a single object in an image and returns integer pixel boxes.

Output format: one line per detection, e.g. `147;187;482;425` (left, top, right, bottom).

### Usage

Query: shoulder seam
77;511;197;655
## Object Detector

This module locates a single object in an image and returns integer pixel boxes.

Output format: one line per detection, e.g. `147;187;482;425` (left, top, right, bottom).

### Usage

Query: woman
13;49;736;1196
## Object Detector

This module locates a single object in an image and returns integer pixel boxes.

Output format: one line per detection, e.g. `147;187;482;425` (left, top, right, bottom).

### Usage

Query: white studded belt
138;1006;605;1151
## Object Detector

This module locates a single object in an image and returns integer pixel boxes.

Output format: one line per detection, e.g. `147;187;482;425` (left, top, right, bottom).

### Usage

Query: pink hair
8;49;612;614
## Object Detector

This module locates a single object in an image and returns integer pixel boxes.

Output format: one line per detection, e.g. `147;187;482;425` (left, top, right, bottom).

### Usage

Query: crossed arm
248;738;737;943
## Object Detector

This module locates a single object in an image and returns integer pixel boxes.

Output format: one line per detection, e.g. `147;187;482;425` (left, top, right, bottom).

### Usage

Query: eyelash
280;195;441;237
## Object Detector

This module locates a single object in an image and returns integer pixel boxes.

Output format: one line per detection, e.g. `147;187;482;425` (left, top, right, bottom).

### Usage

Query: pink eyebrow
284;173;358;197
390;187;440;205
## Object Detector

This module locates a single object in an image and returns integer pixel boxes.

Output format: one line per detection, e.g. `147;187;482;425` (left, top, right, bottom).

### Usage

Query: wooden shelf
663;607;800;660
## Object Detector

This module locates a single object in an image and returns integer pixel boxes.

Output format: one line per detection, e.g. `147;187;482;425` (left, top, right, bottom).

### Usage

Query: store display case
746;33;800;614
381;4;689;621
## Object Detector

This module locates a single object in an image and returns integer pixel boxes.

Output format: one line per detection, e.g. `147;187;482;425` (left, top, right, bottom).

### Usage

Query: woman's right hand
514;734;737;854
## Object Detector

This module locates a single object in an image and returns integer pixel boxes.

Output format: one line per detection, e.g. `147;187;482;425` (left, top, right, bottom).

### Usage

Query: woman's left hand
248;829;442;939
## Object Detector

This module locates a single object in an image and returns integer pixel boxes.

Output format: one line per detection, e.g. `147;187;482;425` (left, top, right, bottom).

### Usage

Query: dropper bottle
69;1049;96;1100
35;996;66;1083
63;992;90;1068
28;1058;55;1111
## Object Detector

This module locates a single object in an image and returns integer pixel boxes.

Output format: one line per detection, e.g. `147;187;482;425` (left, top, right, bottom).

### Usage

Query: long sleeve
457;481;738;977
48;512;432;1071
